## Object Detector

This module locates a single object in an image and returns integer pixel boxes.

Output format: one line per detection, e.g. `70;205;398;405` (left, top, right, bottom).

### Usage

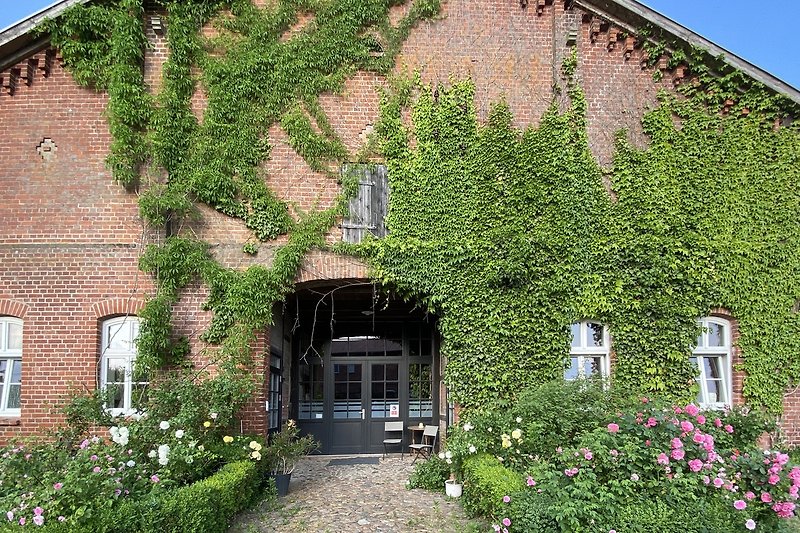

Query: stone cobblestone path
229;455;486;533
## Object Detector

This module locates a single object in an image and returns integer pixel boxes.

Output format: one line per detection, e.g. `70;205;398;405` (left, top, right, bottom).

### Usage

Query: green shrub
608;498;740;533
507;491;559;532
461;454;525;519
407;456;450;491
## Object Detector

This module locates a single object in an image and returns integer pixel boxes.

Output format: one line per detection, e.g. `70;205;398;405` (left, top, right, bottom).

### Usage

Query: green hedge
31;461;266;533
461;454;525;519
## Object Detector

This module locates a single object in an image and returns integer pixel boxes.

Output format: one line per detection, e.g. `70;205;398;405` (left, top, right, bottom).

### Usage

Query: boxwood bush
461;454;525;519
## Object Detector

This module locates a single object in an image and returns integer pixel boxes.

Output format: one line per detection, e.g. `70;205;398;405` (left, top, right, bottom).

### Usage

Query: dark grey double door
328;358;400;454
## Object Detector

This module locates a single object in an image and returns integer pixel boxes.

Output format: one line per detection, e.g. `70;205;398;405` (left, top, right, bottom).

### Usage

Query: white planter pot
445;479;463;498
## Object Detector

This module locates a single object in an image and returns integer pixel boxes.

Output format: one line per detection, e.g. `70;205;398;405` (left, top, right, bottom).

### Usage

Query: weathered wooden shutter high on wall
341;164;388;243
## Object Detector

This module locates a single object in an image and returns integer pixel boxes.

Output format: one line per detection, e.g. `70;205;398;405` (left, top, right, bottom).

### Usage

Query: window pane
0;360;6;384
386;364;398;381
106;384;124;409
106;322;133;352
704;357;723;380
106;359;127;383
705;379;723;404
6;323;22;351
570;323;580;348
708;323;725;347
565;357;580;380
10;359;21;383
372;382;385;400
587;323;604;347
583;357;602;376
7;384;20;409
372;364;385;381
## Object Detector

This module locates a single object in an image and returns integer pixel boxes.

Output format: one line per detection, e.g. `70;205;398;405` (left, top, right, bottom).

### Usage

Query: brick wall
0;0;797;444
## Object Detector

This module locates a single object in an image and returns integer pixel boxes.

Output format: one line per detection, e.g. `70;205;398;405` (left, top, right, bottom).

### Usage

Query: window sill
0;417;21;426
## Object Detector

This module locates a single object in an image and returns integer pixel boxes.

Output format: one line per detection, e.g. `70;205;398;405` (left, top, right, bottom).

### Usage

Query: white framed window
566;321;610;380
691;317;732;409
100;317;146;415
0;317;22;415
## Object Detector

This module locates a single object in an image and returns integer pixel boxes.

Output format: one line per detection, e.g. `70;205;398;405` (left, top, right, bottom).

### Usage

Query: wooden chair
409;424;438;463
382;421;405;458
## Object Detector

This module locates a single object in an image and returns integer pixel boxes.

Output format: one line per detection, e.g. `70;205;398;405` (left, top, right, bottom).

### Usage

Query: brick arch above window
90;298;146;320
0;299;28;319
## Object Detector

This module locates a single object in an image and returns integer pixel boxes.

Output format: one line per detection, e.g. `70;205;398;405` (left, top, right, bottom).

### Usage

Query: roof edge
0;0;90;72
575;0;800;106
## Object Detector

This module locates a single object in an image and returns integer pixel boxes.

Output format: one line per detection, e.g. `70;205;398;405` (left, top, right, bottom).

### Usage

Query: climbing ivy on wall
41;0;800;414
357;72;800;411
43;0;440;371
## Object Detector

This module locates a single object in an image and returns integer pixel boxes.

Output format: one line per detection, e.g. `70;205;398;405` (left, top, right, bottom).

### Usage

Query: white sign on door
389;404;399;418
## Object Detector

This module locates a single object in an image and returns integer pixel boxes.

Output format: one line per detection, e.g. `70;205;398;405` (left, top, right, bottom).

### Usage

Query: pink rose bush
481;395;792;532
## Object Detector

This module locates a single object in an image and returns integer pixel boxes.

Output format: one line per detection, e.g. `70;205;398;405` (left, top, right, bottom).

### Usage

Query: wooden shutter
341;164;388;243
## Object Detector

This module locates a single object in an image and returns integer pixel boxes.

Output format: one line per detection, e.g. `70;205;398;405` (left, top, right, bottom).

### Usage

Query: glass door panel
333;363;362;419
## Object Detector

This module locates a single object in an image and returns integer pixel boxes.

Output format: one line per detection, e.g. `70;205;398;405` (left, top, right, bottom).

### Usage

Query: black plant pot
267;473;292;497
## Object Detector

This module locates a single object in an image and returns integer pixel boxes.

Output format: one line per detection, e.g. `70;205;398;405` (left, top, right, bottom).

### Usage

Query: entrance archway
285;284;439;454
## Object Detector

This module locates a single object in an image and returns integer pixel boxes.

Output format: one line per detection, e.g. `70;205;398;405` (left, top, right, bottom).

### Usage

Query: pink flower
724;424;734;434
671;449;685;460
685;404;699;416
58;516;65;522
503;495;511;503
745;519;756;530
734;500;747;510
584;451;593;461
688;459;703;472
761;492;773;503
769;474;780;485
610;449;619;457
607;423;619;433
564;467;579;477
502;517;511;527
714;418;722;428
33;507;43;516
674;407;683;414
772;501;796;518
776;453;790;466
644;417;657;428
713;477;725;488
90;455;98;461
696;414;706;425
702;475;710;484
19;517;25;526
93;466;101;473
492;526;501;532
151;475;160;483
657;453;670;465
745;491;755;501
670;438;683;449
526;476;536;487
53;482;63;490
33;515;44;526
680;420;694;433
693;432;705;444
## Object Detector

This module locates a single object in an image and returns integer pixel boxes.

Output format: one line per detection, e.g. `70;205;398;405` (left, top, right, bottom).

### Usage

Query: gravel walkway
229;454;485;533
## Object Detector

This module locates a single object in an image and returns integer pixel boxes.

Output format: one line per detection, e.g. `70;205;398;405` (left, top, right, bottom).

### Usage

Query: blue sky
1;1;799;89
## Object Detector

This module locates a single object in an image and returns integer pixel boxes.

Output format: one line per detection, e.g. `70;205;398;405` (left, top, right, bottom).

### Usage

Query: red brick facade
0;0;798;444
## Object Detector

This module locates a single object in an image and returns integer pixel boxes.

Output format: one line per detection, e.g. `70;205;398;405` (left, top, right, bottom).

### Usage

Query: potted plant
264;419;318;496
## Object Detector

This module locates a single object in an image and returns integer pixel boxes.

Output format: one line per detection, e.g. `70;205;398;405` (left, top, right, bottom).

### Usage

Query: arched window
567;321;610;380
100;317;146;415
0;317;22;415
691;317;732;409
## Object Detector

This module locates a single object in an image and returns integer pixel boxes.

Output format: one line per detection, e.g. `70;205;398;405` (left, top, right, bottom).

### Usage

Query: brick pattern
0;0;797;444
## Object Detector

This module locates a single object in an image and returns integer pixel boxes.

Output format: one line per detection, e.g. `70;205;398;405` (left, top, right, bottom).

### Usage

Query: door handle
360;408;365;420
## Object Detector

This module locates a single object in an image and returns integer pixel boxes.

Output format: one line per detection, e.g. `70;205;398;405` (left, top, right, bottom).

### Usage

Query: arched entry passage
285;284;439;454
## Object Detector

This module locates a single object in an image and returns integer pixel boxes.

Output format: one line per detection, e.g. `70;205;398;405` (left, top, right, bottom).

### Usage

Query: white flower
250;450;262;461
148;450;157;458
438;452;446;460
198;445;205;452
126;460;135;467
159;421;170;431
175;429;185;439
119;427;129;438
463;422;474;431
445;451;453;459
446;458;452;464
117;435;129;446
158;443;170;465
210;412;218;420
469;445;477;454
185;456;194;464
110;426;120;439
249;441;262;451
515;417;522;423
